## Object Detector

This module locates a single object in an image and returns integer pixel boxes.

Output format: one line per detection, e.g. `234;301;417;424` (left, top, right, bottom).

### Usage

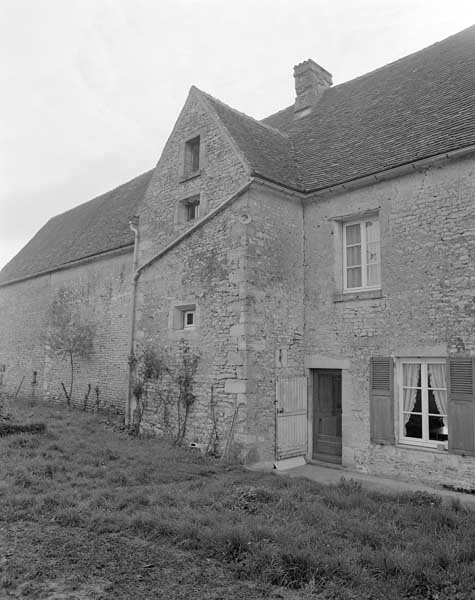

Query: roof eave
0;244;134;289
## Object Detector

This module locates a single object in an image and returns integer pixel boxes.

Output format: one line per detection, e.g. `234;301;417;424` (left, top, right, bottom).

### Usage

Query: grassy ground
1;400;475;599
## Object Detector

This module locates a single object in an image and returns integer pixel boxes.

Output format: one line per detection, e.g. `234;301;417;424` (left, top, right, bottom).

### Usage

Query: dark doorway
312;369;342;463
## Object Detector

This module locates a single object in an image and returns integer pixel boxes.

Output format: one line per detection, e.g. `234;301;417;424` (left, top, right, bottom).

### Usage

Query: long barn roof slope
0;170;153;285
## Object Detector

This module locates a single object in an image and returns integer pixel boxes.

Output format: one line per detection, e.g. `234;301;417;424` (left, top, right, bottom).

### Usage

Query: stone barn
1;26;475;488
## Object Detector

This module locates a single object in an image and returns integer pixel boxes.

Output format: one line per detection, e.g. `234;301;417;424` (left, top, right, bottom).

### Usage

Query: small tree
44;288;95;406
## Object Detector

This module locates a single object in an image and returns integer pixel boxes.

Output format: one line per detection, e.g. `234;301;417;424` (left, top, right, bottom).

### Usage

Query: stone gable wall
138;90;249;266
0;252;133;411
304;153;475;488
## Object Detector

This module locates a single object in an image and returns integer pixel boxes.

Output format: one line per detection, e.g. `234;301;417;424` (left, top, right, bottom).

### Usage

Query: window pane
403;363;421;388
346;245;361;267
405;413;422;438
427;364;447;389
429;414;448;441
191;146;200;171
185;136;200;173
187;203;198;220
365;220;380;243
346;223;361;245
404;387;421;440
346;267;362;288
184;310;195;327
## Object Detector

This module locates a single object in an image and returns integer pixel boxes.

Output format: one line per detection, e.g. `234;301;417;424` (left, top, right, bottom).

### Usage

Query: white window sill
397;442;448;454
333;289;383;303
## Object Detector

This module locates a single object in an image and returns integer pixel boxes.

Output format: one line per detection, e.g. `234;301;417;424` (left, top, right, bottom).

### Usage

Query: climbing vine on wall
128;344;165;436
129;340;200;444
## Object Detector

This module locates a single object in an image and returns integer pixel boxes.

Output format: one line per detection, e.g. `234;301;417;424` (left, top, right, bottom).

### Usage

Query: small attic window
183;309;195;329
172;304;197;330
185;196;200;221
177;194;201;224
185;136;200;175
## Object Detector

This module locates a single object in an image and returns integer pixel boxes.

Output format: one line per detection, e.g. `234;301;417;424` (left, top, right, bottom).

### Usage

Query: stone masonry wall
135;182;306;464
243;184;305;462
304;153;475;488
134;193;253;457
0;251;133;411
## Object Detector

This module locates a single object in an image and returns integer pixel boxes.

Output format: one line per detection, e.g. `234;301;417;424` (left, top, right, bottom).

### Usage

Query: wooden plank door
276;377;308;460
313;369;342;463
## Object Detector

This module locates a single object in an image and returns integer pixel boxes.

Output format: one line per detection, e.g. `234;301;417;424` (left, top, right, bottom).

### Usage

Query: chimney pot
293;59;332;116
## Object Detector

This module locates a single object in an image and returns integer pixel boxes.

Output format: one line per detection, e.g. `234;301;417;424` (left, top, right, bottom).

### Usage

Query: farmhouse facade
1;27;475;488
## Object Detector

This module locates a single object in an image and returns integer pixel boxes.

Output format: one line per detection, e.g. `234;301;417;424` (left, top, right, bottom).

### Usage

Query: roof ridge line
193;87;252;176
330;24;475;91
192;86;291;139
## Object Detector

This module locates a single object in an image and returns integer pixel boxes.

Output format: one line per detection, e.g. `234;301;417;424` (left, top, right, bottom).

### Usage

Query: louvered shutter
370;357;395;444
448;357;475;456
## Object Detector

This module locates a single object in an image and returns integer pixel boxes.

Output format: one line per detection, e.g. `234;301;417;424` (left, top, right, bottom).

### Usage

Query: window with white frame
183;309;195;328
172;303;197;331
398;358;448;447
343;217;380;291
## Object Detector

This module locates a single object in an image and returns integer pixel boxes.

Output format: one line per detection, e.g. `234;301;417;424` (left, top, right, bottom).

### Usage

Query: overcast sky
1;0;474;270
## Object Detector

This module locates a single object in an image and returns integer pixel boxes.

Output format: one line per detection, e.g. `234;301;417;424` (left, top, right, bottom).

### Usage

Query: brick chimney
293;59;332;117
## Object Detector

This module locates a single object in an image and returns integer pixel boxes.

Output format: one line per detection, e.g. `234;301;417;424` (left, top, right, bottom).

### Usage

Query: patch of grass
0;422;46;436
2;399;475;599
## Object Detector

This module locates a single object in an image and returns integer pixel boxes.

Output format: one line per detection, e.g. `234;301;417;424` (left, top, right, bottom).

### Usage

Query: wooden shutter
369;357;395;444
448;357;475;456
276;377;308;460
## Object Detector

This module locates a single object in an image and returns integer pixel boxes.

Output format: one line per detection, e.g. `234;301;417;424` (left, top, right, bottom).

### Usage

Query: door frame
304;355;351;462
311;368;342;463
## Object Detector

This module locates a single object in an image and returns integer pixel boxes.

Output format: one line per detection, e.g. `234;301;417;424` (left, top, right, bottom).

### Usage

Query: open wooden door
276;377;308;460
313;369;342;463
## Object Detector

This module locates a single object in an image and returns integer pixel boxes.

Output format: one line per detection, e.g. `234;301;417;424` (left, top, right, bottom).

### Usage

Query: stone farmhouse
1;27;475;488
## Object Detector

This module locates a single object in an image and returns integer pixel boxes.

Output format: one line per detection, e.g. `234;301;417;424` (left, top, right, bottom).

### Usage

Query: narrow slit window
185;136;200;175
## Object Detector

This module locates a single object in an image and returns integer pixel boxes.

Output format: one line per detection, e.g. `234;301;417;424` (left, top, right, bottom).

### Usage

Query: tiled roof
263;25;475;190
0;170;153;284
199;90;301;189
3;27;474;284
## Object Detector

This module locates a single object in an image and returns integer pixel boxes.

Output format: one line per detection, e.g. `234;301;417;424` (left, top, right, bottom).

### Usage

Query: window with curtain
343;217;380;291
398;359;448;447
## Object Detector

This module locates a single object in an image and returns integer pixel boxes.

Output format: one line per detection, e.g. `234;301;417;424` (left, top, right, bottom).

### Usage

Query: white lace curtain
428;363;448;427
403;364;420;426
